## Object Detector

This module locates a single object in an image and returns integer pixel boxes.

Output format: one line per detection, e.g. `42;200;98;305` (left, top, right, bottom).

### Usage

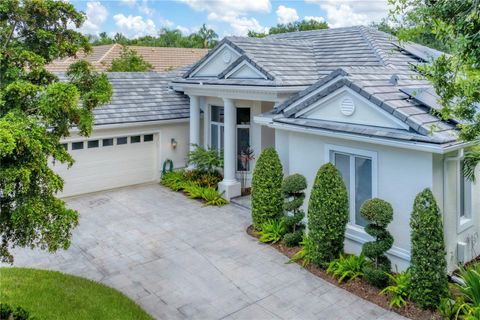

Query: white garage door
54;134;157;197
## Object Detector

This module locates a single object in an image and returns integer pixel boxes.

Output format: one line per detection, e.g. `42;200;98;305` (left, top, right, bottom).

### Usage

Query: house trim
224;60;269;80
188;43;240;78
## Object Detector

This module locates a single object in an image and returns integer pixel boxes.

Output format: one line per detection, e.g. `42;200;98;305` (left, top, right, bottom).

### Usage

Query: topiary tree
251;148;283;229
409;188;448;310
308;162;349;266
360;198;394;287
282;174;307;247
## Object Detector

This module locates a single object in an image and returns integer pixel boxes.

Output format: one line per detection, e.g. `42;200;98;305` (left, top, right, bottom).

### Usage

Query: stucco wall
276;129;435;271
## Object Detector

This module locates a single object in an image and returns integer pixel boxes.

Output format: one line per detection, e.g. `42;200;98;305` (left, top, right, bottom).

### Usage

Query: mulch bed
246;225;442;320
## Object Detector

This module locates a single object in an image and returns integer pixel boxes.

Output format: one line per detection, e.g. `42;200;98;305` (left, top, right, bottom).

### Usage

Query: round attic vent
340;97;355;116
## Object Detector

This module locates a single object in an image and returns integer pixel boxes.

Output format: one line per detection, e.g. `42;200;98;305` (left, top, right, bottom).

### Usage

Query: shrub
184;169;222;188
183;182;204;199
282;173;307;247
0;303;33;320
327;254;368;283
201;188;228;206
409;188;448;310
258;220;286;244
307;162;349;267
187;144;223;173
455;263;480;318
438;297;464;320
360;198;394;287
288;235;315;267
161;171;187;191
251;148;283;229
380;271;411;308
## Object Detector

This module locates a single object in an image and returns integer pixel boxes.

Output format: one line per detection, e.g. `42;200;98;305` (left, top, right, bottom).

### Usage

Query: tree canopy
390;0;479;143
248;19;329;38
0;0;112;262
91;24;218;49
107;46;153;72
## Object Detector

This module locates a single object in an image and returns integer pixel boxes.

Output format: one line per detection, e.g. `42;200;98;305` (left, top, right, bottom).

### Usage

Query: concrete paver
6;184;406;320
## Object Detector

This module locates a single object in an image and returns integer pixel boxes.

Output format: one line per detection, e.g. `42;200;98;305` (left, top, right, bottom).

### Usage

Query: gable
224;60;267;80
297;87;409;130
189;44;241;78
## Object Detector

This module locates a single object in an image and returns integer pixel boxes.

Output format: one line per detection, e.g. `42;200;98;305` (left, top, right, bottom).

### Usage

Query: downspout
443;149;464;283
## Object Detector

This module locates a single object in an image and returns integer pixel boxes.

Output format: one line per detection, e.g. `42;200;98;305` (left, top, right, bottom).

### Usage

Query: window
87;140;99;148
237;108;251;171
329;146;376;228
117;137;128;145
131;136;141;143
210;106;224;150
459;161;472;219
72;142;84;150
144;134;154;142
102;138;113;147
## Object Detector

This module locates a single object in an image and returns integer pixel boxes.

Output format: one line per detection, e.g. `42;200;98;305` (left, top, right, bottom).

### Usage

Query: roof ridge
358;26;390;66
98;43;119;64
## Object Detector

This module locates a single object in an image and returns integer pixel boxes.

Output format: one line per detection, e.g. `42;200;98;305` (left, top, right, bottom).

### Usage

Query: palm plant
380;271;411;308
456;263;480;319
327;254;368;283
288;235;315;267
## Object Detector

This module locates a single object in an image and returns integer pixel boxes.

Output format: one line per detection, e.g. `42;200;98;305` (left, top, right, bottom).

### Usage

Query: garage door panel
53;137;157;197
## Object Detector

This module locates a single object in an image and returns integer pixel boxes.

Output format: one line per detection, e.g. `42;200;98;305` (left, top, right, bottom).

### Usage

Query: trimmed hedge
409;188;448;310
282;173;307;247
360;198;394;287
0;303;32;320
251;148;283;229
307;163;349;266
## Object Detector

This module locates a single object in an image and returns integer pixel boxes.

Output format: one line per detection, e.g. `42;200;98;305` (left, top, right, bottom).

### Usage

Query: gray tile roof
176;26;428;87
62;69;190;126
271;66;459;144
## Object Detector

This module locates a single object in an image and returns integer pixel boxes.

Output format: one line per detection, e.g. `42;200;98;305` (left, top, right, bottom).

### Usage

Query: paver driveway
7;184;406;320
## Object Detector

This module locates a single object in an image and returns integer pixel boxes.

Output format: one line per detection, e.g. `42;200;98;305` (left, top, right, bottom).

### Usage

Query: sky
71;0;392;39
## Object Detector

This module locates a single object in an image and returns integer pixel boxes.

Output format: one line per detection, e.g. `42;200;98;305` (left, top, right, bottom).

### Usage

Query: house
54;70;192;197
47;44;208;72
170;26;479;272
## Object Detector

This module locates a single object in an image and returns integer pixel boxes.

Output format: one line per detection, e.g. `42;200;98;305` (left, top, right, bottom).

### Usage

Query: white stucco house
55;26;479;272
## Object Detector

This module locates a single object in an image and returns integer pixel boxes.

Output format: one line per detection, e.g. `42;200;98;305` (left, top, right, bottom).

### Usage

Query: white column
219;98;241;200
189;95;200;152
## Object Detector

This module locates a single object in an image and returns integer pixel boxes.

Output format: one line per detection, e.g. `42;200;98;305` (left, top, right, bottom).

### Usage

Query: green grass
0;267;153;320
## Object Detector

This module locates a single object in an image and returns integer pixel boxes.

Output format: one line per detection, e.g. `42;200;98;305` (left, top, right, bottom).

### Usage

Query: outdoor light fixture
171;138;177;149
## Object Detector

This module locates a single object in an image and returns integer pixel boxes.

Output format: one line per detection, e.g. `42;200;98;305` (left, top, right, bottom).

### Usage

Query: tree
282;174;307;247
409;188;448;309
307;163;349;267
113;32;128;45
360;198;394;288
107;46;153;72
0;0;112;263
389;0;480;143
91;32;114;46
251;148;283;230
197;24;218;48
248;19;329;38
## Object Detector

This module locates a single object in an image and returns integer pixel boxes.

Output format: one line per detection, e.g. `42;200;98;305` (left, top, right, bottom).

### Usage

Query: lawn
0;268;153;320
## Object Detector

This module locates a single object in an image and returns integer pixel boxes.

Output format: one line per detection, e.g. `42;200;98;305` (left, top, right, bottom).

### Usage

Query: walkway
7;184;405;320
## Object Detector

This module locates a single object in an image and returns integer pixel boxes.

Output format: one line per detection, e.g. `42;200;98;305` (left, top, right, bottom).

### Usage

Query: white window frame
210;105;224;151
457;160;473;232
325;144;378;240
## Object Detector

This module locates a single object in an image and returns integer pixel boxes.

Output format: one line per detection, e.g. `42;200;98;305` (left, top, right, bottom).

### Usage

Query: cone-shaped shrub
308;162;349;266
282;174;307;247
409;188;448;310
360;198;394;287
251;147;283;229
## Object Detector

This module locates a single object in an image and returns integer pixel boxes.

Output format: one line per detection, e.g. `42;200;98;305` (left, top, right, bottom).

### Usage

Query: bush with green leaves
187;144;223;174
201;187;227;206
438;297;464;320
288;235;315;267
258;220;286;244
161;171;187;191
307;162;349;267
360;198;394;287
409;188;448;310
251;148;283;229
327;254;368;283
0;303;32;320
380;271;411;308
455;263;480;319
282;174;307;247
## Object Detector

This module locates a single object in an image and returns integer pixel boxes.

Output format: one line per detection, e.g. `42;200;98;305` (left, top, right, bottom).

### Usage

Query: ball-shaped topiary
360;198;394;287
307;163;349;266
282;174;307;247
251;147;283;230
409;188;448;310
